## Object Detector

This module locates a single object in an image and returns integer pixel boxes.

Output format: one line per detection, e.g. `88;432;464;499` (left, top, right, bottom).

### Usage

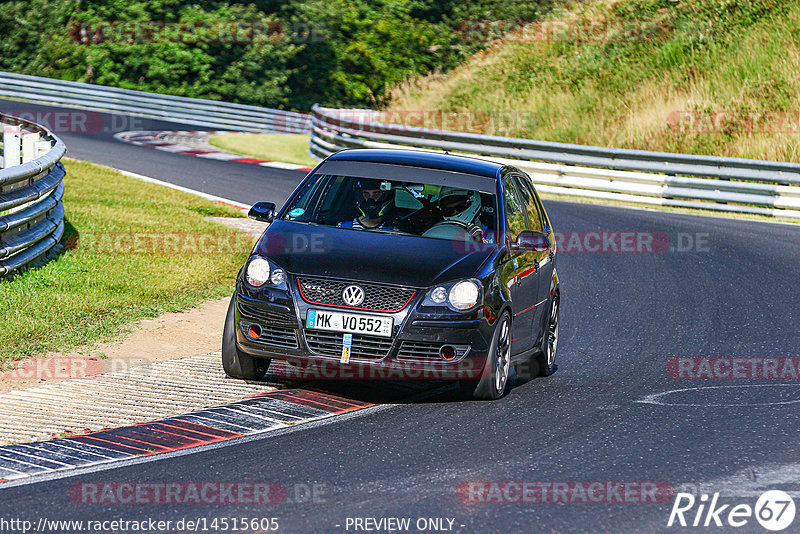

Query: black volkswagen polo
223;149;560;399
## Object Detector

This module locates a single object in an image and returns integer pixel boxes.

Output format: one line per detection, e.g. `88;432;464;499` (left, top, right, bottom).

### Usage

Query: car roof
326;149;504;179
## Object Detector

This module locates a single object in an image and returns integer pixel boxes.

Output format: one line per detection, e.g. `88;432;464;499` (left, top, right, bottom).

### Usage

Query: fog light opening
248;324;262;339
440;345;456;360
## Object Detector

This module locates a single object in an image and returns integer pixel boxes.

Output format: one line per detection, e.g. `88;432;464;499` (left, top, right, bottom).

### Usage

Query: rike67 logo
668;491;796;531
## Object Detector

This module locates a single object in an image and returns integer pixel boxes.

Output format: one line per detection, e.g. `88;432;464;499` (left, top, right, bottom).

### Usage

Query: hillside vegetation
0;0;556;110
389;0;800;162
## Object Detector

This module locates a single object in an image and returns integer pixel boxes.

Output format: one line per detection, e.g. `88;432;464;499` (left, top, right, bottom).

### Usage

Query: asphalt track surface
2;99;800;533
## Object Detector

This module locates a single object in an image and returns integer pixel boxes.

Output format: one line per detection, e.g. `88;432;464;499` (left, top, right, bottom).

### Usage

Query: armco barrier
0;113;66;278
0;71;311;134
310;106;800;219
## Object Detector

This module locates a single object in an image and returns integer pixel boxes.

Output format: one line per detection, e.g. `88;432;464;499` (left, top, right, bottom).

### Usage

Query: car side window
533;191;550;233
503;176;527;242
514;174;544;233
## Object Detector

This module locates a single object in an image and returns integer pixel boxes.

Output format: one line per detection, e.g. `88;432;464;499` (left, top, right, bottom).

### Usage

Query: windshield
282;174;499;244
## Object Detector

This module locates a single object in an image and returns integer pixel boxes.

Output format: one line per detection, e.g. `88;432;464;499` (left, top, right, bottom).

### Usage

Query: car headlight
422;279;483;312
430;286;448;304
270;268;286;287
449;280;481;311
245;257;287;290
246;257;270;286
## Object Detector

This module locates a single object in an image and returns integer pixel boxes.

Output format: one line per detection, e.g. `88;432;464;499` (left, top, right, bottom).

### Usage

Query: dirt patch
206;216;268;237
0;297;232;395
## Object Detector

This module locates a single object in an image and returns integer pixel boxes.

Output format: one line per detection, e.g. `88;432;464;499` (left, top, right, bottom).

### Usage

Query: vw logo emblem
342;285;365;307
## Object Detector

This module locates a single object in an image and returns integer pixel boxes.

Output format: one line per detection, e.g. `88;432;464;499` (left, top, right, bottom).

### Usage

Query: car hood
254;220;494;287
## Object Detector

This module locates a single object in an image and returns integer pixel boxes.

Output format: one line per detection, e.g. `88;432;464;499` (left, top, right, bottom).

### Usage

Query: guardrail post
22;132;39;163
3;124;22;168
36;140;51;158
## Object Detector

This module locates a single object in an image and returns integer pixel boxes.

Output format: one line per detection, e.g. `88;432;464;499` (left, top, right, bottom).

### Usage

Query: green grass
208;133;318;167
390;0;800;163
0;159;251;366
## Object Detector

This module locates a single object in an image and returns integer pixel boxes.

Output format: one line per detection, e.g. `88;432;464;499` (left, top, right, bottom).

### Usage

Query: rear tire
222;295;271;380
465;312;512;400
535;294;559;377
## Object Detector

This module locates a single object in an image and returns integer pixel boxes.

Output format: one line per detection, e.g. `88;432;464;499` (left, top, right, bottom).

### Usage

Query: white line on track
636;383;800;407
114;168;250;210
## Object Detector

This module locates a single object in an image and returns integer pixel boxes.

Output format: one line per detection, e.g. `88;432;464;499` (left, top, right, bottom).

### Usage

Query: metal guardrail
0;71;311;134
0;113;66;278
310;105;800;219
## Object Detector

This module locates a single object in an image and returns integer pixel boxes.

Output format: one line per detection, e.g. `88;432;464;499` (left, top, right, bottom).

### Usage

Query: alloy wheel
495;317;511;394
547;298;559;368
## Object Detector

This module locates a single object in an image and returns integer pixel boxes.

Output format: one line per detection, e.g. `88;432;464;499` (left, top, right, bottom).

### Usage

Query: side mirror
248;202;276;223
512;230;551;252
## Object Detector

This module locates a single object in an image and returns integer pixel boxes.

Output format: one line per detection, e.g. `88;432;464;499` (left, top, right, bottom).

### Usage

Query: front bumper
234;282;494;379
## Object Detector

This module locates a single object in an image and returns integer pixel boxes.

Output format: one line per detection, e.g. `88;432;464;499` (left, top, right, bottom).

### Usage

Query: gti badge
342;285;366;306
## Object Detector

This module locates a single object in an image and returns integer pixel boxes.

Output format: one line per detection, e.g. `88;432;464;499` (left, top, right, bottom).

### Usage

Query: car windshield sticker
340;333;352;364
288;208;305;219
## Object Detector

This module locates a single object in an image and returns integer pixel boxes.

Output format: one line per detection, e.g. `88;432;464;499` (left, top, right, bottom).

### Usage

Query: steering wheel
421;221;476;242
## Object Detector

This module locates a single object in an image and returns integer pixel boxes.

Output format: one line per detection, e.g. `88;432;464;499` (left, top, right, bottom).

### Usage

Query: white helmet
438;187;482;226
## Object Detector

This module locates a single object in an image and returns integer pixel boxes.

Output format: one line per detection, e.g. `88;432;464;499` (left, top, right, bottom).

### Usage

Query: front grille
240;320;299;349
298;278;415;312
304;330;393;360
397;341;470;362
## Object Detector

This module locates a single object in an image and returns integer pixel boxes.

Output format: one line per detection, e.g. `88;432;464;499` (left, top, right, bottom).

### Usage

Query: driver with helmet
423;186;494;243
338;177;396;231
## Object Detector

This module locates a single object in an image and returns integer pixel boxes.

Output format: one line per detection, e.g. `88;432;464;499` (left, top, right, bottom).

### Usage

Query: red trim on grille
297;279;415;313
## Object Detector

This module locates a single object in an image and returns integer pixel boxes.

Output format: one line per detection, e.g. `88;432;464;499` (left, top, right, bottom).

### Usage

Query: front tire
464;312;512;400
222;295;271;380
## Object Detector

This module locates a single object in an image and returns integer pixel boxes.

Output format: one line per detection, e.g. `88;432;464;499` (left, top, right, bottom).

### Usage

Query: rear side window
503;176;527;241
514;174;545;233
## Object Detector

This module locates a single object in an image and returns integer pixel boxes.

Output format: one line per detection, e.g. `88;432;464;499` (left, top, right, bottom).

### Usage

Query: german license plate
306;309;393;337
